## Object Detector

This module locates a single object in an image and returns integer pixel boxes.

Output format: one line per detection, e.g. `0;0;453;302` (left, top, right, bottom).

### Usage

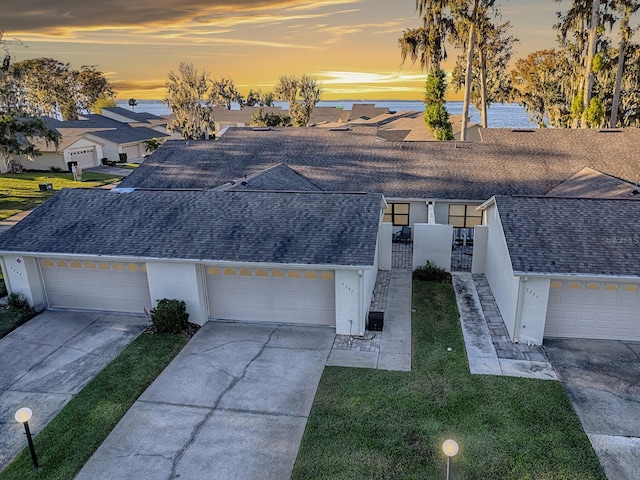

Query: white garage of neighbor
475;195;640;345
0;189;384;336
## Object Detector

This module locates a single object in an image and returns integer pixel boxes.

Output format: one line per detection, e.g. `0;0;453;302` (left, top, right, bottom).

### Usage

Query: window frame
383;202;410;226
448;204;482;228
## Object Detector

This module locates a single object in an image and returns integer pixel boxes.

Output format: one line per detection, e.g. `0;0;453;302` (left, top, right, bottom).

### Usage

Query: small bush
49;166;63;173
0;278;7;297
7;292;31;310
150;299;189;334
413;261;451;283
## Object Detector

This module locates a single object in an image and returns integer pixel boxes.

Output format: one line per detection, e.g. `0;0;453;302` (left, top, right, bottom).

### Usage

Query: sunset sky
4;1;574;100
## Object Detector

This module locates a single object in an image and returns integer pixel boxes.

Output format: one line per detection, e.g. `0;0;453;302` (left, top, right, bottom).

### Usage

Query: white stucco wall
471;225;488;273
483;203;519;340
16;152;66;171
1;255;46;311
97;140;120;161
516;276;551;345
378;222;392;271
145;261;208;326
413;223;453;272
335;269;364;336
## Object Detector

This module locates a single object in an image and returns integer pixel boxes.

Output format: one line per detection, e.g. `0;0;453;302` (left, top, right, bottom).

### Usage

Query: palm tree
128;98;137;111
609;0;640;127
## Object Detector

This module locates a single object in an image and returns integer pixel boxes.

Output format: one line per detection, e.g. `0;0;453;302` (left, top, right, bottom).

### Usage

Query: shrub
0;278;7;297
7;292;31;310
413;261;451;283
149;299;189;334
49;166;63;173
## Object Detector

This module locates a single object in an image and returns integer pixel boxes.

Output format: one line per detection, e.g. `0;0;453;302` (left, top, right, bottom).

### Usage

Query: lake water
120;100;535;129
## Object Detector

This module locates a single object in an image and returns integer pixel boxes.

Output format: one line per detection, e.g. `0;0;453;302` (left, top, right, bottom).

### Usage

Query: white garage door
68;147;97;169
206;266;335;326
40;258;152;313
122;144;141;161
545;279;640;341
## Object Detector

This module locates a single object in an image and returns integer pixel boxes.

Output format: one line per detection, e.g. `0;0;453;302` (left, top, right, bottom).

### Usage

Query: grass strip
0;332;188;480
292;281;606;480
0;172;122;220
0;307;37;339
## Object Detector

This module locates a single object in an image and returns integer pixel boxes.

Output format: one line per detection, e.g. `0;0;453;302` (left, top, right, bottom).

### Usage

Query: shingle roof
0;189;380;266
87;127;167;144
118;127;640;200
544;167;640;199
493;195;640;276
216;164;323;191
42;115;126;130
102;107;165;122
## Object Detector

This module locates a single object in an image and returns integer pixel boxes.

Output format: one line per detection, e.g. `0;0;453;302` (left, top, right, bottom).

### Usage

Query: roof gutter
513;271;640;282
0;251;376;271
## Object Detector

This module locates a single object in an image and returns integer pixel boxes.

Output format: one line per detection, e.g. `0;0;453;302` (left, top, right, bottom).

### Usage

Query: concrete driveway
0;310;148;470
76;321;334;480
544;339;640;480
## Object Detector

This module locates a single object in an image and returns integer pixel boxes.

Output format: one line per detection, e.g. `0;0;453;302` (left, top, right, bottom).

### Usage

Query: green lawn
0;332;189;480
0;171;123;220
292;281;605;480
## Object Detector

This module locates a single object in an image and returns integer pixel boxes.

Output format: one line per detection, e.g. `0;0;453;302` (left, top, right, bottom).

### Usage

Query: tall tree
423;68;454;140
0;34;60;169
510;49;566;127
274;74;322;126
452;18;518;127
128;98;138;111
210;76;244;110
164;62;212;140
609;0;640;127
399;0;454;72
582;0;602;127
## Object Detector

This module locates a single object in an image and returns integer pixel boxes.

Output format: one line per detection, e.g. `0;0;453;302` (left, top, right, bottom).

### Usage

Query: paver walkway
452;272;557;380
326;242;412;371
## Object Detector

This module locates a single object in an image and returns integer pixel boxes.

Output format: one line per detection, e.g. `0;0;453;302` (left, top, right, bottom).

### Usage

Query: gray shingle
118;127;640;200
495;195;640;276
0;189;381;267
217;164;323;192
88;127;167;144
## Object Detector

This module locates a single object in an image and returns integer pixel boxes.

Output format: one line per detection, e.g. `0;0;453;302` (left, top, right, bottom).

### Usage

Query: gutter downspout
513;276;528;343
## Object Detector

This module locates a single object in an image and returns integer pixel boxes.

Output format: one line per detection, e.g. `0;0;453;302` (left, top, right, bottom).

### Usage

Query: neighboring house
474;195;640;345
100;106;170;134
3;125;640;343
0;188;385;337
211;106;288;135
10;114;169;172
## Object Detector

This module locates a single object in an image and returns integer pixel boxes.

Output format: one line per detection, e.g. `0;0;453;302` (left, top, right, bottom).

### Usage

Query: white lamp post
15;407;39;468
442;439;459;480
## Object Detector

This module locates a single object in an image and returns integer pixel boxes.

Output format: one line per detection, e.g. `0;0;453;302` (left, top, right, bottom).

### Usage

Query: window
448;204;482;228
383;203;410;226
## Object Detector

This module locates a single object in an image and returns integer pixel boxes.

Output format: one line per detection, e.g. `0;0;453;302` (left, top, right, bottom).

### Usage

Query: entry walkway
326;243;412;371
452;272;557;380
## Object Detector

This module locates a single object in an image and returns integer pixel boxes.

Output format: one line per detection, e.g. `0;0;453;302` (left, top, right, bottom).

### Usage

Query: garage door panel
545;280;640;341
207;268;334;326
41;259;151;313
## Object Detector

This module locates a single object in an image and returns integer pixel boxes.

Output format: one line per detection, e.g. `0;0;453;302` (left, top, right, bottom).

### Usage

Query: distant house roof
118;127;640;201
101;107;166;123
376;112;482;141
0;189;381;267
87;127;167;144
42;115;126;130
489;195;640;277
216;164;323;192
544;167;640;199
348;104;390;121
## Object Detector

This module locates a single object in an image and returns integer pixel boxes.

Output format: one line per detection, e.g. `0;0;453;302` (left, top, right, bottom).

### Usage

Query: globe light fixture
442;439;459;480
15;407;38;469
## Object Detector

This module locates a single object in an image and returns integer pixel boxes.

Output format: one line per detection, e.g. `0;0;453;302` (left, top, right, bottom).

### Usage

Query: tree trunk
479;49;488;128
582;0;600;128
609;11;630;128
461;0;479;141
